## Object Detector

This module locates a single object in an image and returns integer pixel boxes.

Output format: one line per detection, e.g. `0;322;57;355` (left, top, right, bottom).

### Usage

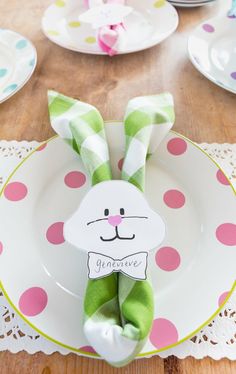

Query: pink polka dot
19;287;48;316
216;169;230;186
150;318;179;349
167;138;187;156
36;143;47;151
80;345;97;354
4;182;28;201
164;189;186;209
218;291;229;307
0;242;3;255
155;247;181;271
64;171;86;188
118;158;124;171
202;24;215;33
216;223;236;246
46;222;65;245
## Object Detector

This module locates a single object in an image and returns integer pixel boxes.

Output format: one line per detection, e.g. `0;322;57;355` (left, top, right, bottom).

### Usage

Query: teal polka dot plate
0;30;37;103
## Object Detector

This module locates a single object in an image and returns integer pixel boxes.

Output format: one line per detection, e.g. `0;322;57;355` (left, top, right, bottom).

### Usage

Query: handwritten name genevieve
95;258;143;273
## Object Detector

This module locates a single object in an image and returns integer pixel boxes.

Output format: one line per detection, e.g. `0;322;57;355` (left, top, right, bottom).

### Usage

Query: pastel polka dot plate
0;124;236;358
188;12;236;94
0;29;37;103
41;0;178;55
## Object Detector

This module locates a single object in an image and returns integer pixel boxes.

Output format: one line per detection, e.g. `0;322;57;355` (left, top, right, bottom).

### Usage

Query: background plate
188;13;236;94
42;0;179;55
0;29;37;103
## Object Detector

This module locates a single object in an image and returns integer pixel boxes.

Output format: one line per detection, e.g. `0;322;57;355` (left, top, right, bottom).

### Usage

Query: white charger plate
0;124;236;358
42;0;178;55
0;29;37;104
188;13;236;94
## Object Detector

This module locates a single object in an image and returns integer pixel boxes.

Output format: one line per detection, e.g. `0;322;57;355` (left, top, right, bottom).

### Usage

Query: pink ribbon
83;0;126;56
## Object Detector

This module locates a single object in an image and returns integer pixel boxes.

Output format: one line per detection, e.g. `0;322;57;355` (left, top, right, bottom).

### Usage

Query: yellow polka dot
47;30;60;36
154;0;166;8
68;21;81;28
55;0;65;7
85;36;96;44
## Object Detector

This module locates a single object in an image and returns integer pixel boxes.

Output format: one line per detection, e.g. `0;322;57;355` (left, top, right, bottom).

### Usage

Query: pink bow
84;0;126;56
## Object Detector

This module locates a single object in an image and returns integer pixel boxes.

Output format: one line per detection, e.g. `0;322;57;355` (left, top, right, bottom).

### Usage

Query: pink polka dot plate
0;123;235;358
41;0;178;55
188;12;236;94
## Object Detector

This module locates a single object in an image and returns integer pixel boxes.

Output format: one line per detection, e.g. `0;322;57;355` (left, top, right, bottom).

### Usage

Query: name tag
88;252;148;280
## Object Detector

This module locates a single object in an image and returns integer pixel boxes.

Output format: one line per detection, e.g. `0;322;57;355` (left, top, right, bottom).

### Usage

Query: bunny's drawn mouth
100;226;135;242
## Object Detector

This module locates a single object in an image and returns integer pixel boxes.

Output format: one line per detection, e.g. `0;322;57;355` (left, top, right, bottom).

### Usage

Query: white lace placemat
0;140;236;359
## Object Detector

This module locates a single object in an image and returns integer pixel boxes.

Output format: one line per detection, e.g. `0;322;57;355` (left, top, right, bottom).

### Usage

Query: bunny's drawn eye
104;209;109;216
120;208;125;215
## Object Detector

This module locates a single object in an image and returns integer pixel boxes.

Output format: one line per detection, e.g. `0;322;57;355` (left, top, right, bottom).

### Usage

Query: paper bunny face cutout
64;180;165;258
48;91;175;279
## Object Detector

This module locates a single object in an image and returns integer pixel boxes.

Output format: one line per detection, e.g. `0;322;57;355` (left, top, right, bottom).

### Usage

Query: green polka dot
55;0;65;6
68;21;81;28
154;0;166;7
47;30;60;36
85;36;96;44
0;68;7;77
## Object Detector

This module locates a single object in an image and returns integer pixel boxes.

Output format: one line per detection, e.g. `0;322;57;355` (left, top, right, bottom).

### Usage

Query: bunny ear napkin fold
48;91;175;367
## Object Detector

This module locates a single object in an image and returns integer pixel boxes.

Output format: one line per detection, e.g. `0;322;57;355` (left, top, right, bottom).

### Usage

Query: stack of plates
168;0;216;7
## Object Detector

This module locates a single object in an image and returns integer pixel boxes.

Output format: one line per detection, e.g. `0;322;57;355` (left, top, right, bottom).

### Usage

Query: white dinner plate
188;12;236;94
42;0;178;55
0;124;236;358
0;29;37;103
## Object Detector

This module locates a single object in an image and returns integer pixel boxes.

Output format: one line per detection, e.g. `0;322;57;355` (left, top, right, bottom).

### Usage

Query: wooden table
0;0;235;373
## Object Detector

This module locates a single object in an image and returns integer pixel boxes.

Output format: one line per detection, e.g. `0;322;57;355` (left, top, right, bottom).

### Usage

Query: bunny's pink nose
108;215;122;227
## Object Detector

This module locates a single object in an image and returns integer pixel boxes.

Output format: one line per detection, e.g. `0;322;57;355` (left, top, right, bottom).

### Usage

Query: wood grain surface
0;0;235;373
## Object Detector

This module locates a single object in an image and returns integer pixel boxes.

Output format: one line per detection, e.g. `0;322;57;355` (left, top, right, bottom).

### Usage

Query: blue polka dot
3;83;18;93
15;39;28;49
0;68;7;77
29;58;35;67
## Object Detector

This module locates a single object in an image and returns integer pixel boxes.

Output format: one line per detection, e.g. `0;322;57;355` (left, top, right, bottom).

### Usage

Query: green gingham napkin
48;91;175;367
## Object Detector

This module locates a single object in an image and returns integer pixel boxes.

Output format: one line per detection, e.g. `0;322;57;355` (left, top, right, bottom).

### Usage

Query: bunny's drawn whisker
87;215;148;226
123;216;148;220
87;218;108;226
